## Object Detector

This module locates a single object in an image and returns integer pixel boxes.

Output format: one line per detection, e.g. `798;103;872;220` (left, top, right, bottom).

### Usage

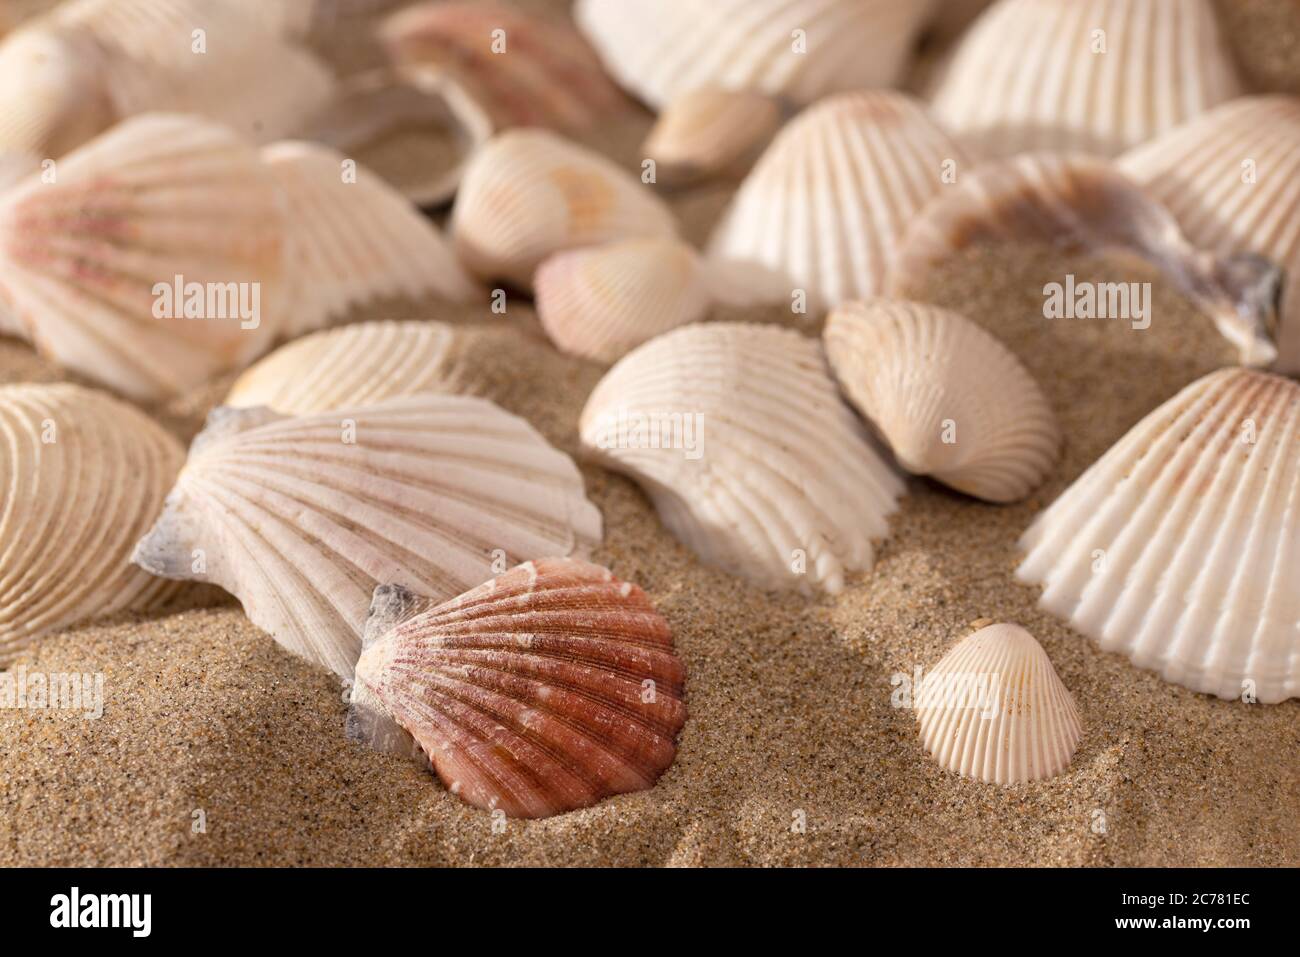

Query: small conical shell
226;320;469;415
708;91;971;313
575;0;937;110
0;22;113;158
451;129;677;290
0;112;288;400
261;140;479;338
889;152;1281;367
132;395;603;678
917;623;1082;785
1118;96;1300;376
535;238;711;363
929;0;1242;158
579;322;904;594
642;88;783;185
1;383;184;664
824;299;1060;503
380;1;627;133
350;557;687;818
1018;368;1300;703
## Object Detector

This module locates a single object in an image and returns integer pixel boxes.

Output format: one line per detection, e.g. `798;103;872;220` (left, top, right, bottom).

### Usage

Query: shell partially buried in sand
349;557;687;818
579;322;904;594
132;395;603;679
917;623;1082;785
0;383;184;665
1018;368;1300;703
824;299;1060;503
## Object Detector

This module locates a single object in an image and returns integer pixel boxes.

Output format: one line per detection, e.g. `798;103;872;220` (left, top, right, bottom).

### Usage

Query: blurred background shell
641;87;783;186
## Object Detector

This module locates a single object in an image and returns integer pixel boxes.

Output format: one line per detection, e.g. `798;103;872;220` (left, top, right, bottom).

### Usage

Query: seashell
0;22;113;158
929;0;1242;158
916;622;1082;784
132;395;603;678
579;322;903;593
575;0;937;110
0;112;288;401
260;140;479;338
824;299;1060;503
348;557;686;818
1018;367;1300;703
535;238;711;363
226;320;469;414
1118;96;1300;376
451;129;677;290
642;88;784;186
889;152;1282;367
707;91;971;314
0;383;184;665
380;1;627;133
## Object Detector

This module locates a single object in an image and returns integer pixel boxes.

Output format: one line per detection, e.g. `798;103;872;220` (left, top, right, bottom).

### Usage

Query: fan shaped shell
917;623;1082;784
349;557;686;818
1018;368;1300;703
825;299;1060;503
708;91;970;313
451;128;677;290
929;0;1242;158
1;383;184;664
579;322;903;594
535;238;711;363
132;394;603;678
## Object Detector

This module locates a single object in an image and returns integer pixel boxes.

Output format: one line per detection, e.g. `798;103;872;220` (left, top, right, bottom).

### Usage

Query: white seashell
132;395;603;678
226;320;468;415
349;557;686;818
0;22;113;158
261;140;479;339
1118;96;1300;376
929;0;1242;158
579;322;903;593
1018;367;1300;703
0;383;184;665
535;238;711;363
708;91;971;314
0;112;288;400
916;622;1082;784
575;0;937;110
824;299;1060;503
889;152;1282;367
642;88;783;185
451;129;677;290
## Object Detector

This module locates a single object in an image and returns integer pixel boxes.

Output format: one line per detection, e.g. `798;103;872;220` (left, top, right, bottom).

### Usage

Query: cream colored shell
579;322;903;594
1018;368;1300;703
642;88;783;185
824;299;1060;503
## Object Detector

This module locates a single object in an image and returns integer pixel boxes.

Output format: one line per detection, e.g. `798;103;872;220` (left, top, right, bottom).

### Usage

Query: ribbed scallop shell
708;91;971;313
575;0;936;110
380;1;626;133
535;238;711;364
929;0;1242;158
0;112;288;401
824;300;1060;503
579;322;903;594
349;557;686;818
642;88;783;185
226;320;468;415
261;140;479;338
1018;368;1300;703
132;395;603;678
1;383;184;664
451;129;677;290
1118;96;1300;376
0;22;113;158
889;152;1281;367
917;623;1082;784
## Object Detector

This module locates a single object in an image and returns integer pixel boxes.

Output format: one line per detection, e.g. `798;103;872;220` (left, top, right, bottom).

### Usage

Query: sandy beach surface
0;0;1297;867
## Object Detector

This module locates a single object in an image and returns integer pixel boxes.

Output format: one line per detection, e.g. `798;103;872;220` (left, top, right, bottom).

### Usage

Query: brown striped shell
349;557;686;818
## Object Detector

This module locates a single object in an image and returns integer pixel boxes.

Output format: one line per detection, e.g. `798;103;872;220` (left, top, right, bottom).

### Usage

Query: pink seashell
350;557;687;818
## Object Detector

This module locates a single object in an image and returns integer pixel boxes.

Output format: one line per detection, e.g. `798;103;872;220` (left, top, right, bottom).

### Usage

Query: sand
1;0;1298;868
